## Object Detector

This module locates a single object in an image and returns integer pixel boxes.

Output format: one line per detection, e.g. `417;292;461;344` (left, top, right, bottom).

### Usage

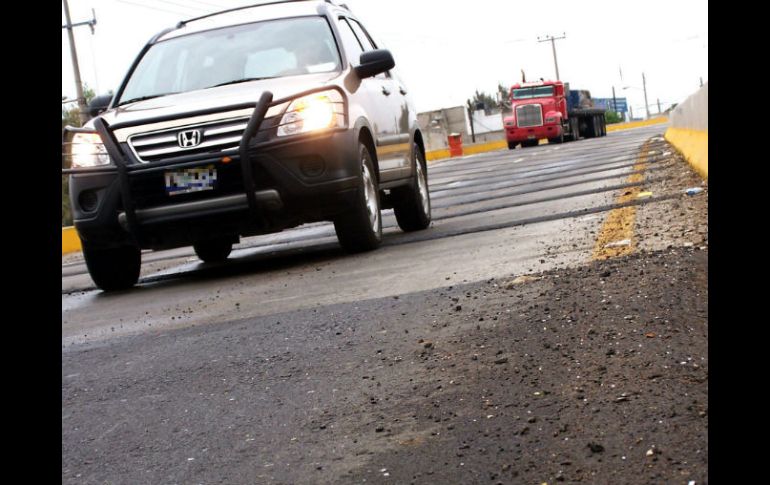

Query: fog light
300;157;325;177
78;190;98;212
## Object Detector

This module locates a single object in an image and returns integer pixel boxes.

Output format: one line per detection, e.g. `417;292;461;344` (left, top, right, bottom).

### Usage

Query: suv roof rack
176;0;348;29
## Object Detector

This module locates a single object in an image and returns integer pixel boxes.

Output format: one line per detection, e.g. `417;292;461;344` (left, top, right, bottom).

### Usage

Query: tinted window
512;86;555;99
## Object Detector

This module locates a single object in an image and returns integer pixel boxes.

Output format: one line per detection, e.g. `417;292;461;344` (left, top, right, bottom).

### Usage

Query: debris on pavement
685;187;704;196
603;239;631;248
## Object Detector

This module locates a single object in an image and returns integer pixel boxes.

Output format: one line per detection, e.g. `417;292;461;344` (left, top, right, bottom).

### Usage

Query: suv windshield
117;16;341;106
512;86;555;100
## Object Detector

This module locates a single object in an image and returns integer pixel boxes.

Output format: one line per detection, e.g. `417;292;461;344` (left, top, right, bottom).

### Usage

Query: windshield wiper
209;77;276;88
117;92;178;107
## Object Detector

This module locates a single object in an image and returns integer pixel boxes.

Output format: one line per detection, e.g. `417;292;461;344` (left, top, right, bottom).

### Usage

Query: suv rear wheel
82;241;141;292
392;143;431;232
193;238;233;263
334;142;382;252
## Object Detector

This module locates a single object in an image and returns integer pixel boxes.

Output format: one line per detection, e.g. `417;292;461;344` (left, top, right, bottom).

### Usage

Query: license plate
527;135;536;139
165;166;217;196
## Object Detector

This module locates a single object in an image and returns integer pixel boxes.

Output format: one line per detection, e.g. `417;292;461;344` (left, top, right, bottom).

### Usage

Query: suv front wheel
82;241;141;291
393;143;431;232
193;237;233;263
334;142;382;253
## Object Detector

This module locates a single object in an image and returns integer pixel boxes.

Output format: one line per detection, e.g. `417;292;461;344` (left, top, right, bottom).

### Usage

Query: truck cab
504;80;606;149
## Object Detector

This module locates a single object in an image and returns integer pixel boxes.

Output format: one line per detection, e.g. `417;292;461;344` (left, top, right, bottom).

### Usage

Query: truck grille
127;117;250;163
516;104;543;128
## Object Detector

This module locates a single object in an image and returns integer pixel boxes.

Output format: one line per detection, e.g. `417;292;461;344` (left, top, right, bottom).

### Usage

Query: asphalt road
63;125;666;347
62;124;708;484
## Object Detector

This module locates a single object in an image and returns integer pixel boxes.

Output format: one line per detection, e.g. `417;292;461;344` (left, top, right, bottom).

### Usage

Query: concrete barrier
665;83;708;179
62;226;82;255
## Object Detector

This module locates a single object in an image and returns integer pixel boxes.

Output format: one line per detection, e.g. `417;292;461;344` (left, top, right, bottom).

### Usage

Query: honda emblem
178;129;202;148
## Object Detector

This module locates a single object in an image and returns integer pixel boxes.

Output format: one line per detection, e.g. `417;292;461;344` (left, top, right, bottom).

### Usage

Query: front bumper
66;89;360;249
506;123;562;142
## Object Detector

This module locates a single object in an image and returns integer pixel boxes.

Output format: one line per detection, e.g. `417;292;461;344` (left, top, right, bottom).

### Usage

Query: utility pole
700;77;703;87
657;98;661;114
612;86;618;118
537;33;566;80
62;0;97;125
642;72;650;120
629;106;634;121
466;100;476;144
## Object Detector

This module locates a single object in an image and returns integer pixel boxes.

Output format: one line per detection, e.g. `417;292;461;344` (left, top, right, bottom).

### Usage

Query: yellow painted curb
62;226;82;255
606;116;668;132
426;140;507;163
664;127;708;180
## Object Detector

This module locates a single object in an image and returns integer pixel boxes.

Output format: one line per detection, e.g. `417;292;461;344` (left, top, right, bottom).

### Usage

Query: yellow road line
591;140;652;261
62;226;82;255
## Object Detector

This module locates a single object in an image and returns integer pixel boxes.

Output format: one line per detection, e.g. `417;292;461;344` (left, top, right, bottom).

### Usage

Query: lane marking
591;140;652;260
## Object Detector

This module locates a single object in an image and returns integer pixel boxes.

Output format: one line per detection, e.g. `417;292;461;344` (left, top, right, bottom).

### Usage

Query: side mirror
354;49;395;79
87;94;113;118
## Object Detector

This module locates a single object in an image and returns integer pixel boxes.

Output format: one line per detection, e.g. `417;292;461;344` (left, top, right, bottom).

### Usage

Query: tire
507;141;516;150
392;143;431;232
193;238;233;263
570;118;580;141
82;241;141;292
548;132;564;144
334;142;382;253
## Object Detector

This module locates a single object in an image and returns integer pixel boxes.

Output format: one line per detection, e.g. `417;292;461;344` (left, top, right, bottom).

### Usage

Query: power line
114;0;196;17
537;33;566;81
154;0;212;13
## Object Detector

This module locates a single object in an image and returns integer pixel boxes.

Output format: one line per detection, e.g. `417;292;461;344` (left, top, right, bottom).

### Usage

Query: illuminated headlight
277;90;345;137
70;132;110;168
545;117;557;123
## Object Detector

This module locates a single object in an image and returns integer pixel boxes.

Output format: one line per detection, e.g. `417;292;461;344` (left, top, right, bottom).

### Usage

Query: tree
62;84;97;226
497;83;512;113
469;89;497;114
605;110;623;124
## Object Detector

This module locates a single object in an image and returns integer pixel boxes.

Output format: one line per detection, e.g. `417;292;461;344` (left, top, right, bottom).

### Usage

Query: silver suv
63;0;431;291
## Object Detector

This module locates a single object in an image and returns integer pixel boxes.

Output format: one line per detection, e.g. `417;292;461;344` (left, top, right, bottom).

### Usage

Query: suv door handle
399;86;407;95
381;86;391;96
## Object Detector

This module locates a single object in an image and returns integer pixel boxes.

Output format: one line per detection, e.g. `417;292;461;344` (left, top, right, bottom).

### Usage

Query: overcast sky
62;0;707;115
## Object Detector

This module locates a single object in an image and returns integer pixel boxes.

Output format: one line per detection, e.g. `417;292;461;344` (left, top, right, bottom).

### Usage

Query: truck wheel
548;132;564;144
569;118;580;141
334;142;382;253
507;141;516;150
392;143;431;232
82;241;141;292
193;238;233;263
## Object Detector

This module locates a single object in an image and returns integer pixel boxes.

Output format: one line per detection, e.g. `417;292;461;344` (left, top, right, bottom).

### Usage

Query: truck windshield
512;86;555;100
117;16;341;106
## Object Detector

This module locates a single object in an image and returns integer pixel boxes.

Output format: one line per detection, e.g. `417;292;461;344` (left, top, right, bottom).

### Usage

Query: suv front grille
516;104;543;128
127;118;250;163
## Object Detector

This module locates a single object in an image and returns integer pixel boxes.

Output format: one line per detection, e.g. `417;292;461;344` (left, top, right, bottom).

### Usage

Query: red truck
503;80;607;149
